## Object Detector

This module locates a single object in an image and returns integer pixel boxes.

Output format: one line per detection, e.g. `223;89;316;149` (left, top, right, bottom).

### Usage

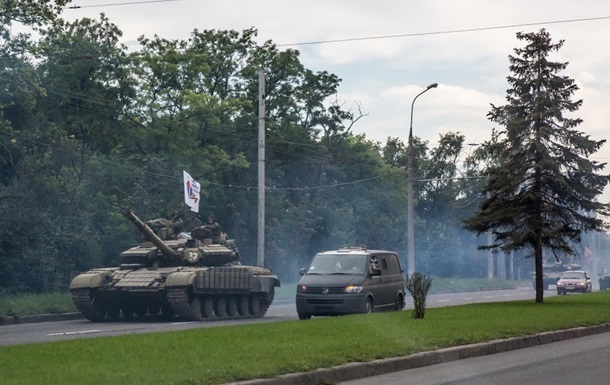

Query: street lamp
407;82;437;276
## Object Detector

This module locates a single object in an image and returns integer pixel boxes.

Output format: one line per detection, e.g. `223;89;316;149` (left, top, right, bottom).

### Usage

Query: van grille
306;299;344;305
306;287;345;294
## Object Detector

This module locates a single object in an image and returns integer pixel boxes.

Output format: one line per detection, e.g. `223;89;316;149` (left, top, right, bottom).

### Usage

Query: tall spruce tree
464;29;610;303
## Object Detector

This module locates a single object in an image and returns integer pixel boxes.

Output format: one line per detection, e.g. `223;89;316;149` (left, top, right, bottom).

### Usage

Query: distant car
599;268;610;291
556;270;592;295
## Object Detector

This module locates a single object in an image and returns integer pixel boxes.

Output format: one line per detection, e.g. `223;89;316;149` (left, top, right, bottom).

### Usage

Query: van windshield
306;254;367;275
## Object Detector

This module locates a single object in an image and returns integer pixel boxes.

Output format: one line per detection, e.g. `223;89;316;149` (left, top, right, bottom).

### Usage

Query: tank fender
249;276;280;293
69;273;108;290
165;271;196;287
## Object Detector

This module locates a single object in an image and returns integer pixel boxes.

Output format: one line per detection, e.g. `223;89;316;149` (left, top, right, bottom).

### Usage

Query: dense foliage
0;6;605;294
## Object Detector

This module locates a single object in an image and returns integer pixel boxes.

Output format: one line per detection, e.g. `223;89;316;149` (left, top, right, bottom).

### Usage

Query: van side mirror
369;268;381;277
299;268;306;275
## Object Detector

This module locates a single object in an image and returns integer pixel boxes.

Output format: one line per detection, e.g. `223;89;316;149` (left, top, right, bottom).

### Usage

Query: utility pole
257;69;265;267
407;83;437;276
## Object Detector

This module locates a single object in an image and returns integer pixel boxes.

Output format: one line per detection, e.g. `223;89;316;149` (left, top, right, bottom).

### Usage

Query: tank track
71;289;106;322
167;287;273;322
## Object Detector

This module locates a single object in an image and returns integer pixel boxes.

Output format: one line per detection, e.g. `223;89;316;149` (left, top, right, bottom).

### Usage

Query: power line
66;0;183;9
277;15;610;47
0;128;396;191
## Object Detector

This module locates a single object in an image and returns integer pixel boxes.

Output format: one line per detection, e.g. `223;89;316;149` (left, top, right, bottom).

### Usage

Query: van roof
318;247;398;255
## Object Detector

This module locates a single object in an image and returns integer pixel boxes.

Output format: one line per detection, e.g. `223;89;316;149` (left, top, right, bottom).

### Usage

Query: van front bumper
296;293;366;315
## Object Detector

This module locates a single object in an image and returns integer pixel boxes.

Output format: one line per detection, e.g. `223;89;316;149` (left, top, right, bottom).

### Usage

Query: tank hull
70;265;280;322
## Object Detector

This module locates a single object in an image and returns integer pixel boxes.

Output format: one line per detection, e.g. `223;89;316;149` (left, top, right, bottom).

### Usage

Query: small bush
406;272;433;318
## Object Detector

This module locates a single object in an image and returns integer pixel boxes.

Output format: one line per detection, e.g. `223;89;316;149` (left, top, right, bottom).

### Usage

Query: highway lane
0;286;548;346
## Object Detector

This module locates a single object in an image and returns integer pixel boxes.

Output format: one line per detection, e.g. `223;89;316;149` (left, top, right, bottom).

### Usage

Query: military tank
69;209;280;322
532;261;582;290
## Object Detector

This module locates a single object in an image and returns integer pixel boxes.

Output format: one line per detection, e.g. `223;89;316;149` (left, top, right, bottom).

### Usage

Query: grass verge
0;292;76;318
2;291;610;385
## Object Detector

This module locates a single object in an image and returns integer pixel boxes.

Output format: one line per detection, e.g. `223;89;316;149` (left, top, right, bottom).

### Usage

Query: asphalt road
338;328;610;385
0;286;549;346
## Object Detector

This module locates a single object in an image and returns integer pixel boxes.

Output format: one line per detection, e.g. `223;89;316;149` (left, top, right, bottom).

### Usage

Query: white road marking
437;300;450;303
48;330;102;336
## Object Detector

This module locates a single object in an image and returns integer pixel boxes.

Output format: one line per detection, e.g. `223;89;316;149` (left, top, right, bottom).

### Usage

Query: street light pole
407;82;438;276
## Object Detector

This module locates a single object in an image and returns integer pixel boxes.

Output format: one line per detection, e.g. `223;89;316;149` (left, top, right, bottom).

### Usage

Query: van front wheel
394;294;404;311
298;312;311;320
362;298;373;314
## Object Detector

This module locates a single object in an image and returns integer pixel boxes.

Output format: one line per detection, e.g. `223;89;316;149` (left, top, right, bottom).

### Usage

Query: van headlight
344;285;363;294
297;285;308;293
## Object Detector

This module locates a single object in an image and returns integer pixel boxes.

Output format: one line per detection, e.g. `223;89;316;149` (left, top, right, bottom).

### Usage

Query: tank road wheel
148;305;161;318
238;296;250;316
255;288;274;318
215;297;228;317
122;306;135;321
135;305;148;319
189;296;204;321
202;297;215;318
249;295;261;315
159;305;175;321
106;305;121;321
227;296;238;317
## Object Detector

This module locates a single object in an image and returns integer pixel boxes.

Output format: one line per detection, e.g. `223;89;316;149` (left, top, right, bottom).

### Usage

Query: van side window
381;258;388;270
383;254;400;274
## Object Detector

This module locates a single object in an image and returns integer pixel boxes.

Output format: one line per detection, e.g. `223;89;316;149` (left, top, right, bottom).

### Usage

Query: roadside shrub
406;272;433;319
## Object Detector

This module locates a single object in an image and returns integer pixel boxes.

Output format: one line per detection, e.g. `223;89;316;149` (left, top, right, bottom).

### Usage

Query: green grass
2;291;610;385
427;277;524;293
0;292;76;318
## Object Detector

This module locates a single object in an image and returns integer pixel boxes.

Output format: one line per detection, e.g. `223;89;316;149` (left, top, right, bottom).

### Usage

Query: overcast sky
61;0;610;204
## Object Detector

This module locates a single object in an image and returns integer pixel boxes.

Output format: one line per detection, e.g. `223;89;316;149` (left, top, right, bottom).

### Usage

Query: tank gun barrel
121;208;178;258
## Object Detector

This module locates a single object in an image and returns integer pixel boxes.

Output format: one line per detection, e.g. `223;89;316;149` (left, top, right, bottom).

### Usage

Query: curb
225;324;610;385
0;312;83;326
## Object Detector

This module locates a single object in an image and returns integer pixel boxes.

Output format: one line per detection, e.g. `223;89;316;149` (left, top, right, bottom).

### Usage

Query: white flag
183;170;201;213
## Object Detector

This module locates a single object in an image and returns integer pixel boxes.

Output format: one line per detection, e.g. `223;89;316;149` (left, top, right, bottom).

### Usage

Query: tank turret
122;208;178;259
119;208;239;267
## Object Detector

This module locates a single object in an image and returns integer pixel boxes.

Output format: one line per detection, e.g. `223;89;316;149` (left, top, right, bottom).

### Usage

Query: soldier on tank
169;210;184;234
145;210;183;240
191;215;222;244
145;218;174;240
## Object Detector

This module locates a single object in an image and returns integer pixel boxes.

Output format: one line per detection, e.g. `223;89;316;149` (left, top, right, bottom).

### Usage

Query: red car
556;270;592;295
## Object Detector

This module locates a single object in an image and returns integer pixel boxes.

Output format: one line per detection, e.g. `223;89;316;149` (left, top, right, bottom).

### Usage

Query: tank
69;208;280;322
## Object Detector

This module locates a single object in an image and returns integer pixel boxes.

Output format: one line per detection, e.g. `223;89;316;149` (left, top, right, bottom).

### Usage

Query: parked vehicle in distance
295;247;406;320
599;268;610;291
556;270;592;295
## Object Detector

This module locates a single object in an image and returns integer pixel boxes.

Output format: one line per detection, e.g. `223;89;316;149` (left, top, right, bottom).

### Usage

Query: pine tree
464;29;610;303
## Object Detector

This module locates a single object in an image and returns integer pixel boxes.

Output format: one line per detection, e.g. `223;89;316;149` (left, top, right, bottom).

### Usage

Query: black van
295;247;406;320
